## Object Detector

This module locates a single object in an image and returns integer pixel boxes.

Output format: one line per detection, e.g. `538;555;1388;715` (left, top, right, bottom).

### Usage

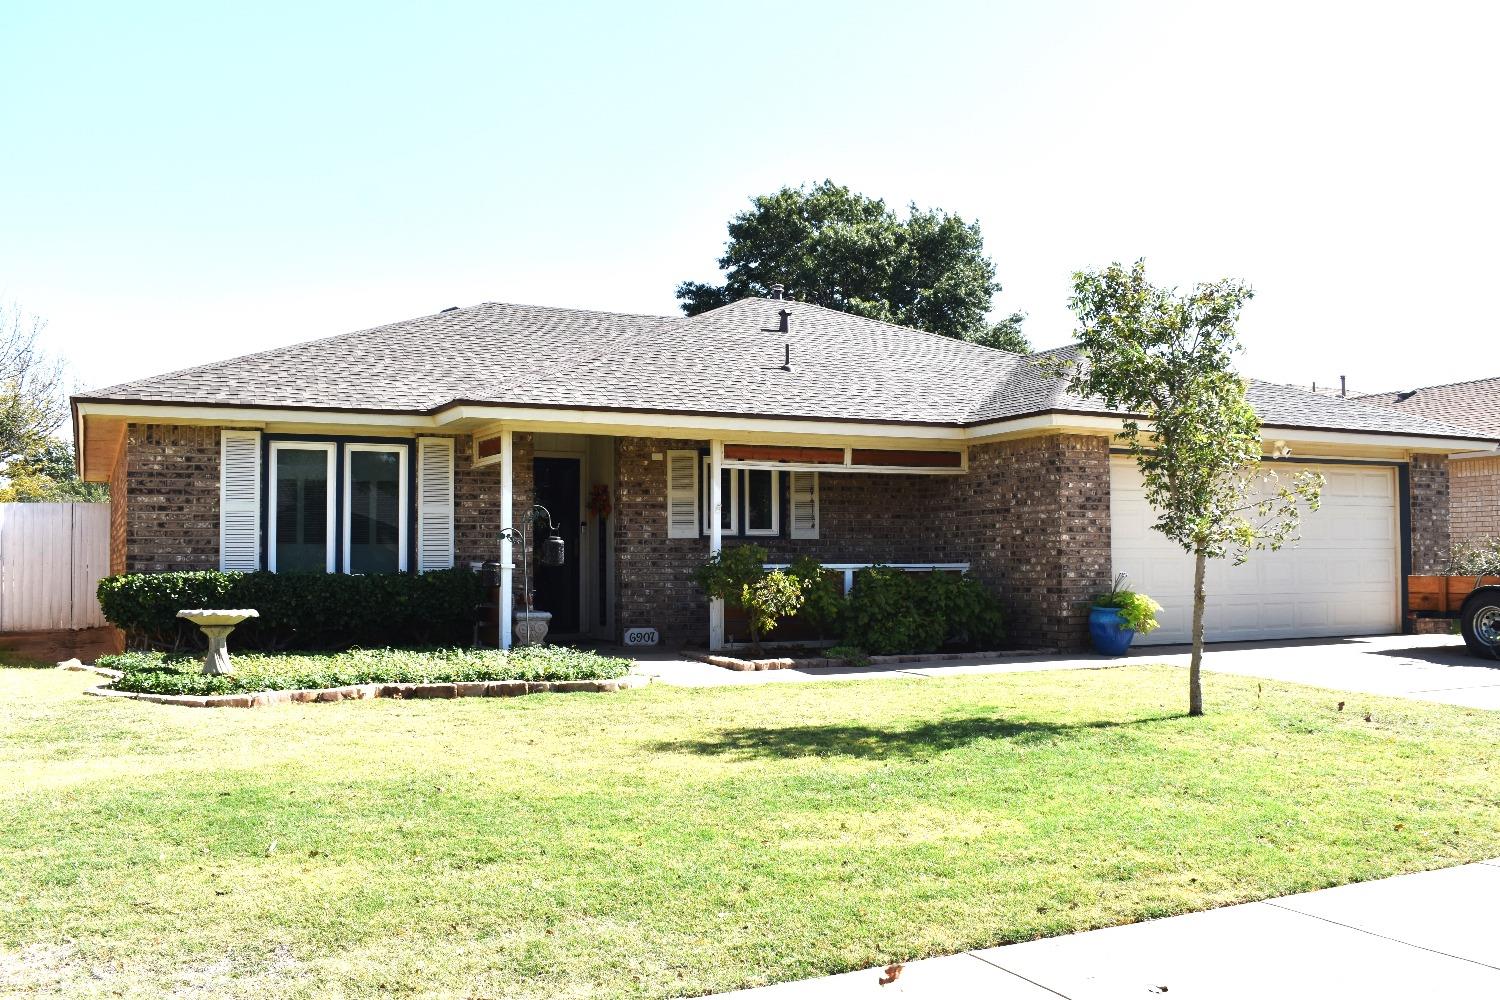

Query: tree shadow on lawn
650;712;1183;761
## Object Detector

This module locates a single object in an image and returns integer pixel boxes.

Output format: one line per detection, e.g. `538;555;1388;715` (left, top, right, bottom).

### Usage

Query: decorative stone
513;611;552;646
455;682;487;698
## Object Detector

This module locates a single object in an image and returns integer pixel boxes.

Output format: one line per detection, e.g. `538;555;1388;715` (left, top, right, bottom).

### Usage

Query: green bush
1450;537;1500;577
694;544;807;654
787;555;846;633
1091;579;1163;634
97;569;486;652
841;568;1005;655
99;645;632;696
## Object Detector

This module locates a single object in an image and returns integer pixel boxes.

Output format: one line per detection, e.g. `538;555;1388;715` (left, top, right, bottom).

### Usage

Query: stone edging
66;662;649;708
688;648;1057;672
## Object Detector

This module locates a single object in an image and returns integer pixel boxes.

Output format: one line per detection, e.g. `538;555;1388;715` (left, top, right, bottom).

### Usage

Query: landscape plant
1092;575;1163;634
694;544;807;654
1065;260;1323;715
842;567;1004;655
1448;537;1500;577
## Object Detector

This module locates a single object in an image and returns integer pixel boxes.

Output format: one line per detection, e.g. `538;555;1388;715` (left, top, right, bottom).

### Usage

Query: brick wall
610;433;1113;651
122;423;224;573
1409;453;1451;574
613;436;710;645
1450;456;1500;545
454;432;534;607
945;434;1113;649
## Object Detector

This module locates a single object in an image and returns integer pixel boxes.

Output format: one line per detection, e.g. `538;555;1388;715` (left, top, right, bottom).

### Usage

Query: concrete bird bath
176;609;259;676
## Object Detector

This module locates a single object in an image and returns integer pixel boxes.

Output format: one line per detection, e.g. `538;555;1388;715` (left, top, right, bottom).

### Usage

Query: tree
677;181;1031;351
0;301;67;466
1064;260;1322;716
0;438;108;502
694;544;808;655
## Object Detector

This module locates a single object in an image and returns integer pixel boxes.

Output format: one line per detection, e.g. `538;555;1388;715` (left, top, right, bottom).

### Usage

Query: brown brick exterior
1449;456;1500;546
610;432;1114;650
1409;453;1451;574
453;432;534;607
948;435;1113;648
613;436;710;645
123;423;223;573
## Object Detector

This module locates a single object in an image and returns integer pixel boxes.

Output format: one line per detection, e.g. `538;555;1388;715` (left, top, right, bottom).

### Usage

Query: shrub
97;569;486;652
1449;538;1500;577
99;645;631;696
694;544;807;654
823;644;869;667
787;555;845;633
842;568;1005;655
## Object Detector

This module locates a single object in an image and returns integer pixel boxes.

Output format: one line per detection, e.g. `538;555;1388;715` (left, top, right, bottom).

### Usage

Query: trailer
1407;574;1500;658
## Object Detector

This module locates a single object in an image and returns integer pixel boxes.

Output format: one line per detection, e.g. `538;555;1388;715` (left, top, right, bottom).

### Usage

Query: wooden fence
0;503;111;631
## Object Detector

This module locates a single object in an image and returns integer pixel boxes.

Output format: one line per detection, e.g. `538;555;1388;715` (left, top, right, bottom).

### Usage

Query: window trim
268;441;337;574
742;469;780;536
701;457;739;535
342;442;410;574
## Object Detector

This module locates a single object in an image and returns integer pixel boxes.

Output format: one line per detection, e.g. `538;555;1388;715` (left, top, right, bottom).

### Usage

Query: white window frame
342;443;409;574
702;457;739;535
742;469;780;536
268;441;337;573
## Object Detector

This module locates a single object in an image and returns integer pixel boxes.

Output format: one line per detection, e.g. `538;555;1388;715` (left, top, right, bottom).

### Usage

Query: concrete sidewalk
711;861;1500;998
633;634;1500;709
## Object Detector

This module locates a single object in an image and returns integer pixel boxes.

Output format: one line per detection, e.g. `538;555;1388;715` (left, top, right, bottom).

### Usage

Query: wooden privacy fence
0;503;111;631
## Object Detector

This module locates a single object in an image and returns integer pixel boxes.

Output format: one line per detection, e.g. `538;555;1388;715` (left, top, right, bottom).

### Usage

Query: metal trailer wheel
1459;588;1500;660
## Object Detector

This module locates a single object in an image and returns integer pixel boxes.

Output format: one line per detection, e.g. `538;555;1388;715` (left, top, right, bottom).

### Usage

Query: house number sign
623;627;659;647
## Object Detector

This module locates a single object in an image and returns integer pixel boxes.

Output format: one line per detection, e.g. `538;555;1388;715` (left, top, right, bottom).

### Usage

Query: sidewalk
710;861;1500;998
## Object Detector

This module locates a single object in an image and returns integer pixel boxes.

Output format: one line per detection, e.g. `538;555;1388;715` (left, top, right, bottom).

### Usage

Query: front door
532;457;582;634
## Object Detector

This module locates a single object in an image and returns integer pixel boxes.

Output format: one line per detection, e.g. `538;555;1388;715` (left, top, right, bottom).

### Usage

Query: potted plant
1089;575;1162;655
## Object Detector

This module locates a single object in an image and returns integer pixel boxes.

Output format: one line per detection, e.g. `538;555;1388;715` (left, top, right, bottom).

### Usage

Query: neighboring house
1360;378;1500;548
70;296;1494;651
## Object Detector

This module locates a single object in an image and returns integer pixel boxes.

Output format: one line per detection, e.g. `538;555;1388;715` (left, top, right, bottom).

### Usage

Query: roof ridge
1357;374;1500;398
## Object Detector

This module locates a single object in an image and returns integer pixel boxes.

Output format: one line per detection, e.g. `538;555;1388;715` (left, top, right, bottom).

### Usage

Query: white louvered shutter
416;437;456;572
789;471;819;539
666;450;700;539
220;430;262;571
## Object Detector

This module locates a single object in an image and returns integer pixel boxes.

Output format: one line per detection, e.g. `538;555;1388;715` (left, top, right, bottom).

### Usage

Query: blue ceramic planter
1089;605;1136;655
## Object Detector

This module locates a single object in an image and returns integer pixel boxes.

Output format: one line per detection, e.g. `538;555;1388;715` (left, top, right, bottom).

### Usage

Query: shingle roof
1357;377;1500;439
75;297;1494;441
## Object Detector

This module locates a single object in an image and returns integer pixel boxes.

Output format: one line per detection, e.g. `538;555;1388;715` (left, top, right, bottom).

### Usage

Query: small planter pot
1088;605;1136;656
513;611;552;647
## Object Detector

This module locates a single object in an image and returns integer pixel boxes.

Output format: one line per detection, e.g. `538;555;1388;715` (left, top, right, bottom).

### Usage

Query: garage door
1109;458;1400;645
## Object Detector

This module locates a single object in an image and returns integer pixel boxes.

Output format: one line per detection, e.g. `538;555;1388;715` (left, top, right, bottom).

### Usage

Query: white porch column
708;438;725;650
499;428;514;651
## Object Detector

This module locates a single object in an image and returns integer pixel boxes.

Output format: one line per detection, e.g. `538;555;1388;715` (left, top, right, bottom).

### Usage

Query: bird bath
176;609;259;676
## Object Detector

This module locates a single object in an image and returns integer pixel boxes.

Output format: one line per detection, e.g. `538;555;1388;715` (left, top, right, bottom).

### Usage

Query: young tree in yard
677;181;1031;351
0;301;68;465
694;544;808;656
1065;261;1323;716
0;438;108;502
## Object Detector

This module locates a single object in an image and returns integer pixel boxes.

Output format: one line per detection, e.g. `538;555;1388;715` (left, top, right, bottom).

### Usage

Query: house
1359;378;1500;547
70;295;1495;650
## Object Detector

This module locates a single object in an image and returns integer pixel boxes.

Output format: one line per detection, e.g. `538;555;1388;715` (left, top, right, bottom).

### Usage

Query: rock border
688;648;1056;672
63;662;649;708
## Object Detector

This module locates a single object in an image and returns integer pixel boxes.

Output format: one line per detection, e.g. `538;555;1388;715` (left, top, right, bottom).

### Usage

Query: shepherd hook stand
496;504;566;648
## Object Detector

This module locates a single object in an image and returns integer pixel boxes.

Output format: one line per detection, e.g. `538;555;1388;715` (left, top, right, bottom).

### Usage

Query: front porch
467;428;1113;652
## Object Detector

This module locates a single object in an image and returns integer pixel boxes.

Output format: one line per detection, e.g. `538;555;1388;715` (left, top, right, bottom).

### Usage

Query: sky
2;0;1496;408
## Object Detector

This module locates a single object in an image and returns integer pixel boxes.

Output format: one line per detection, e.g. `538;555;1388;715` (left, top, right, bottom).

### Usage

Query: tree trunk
1189;548;1206;716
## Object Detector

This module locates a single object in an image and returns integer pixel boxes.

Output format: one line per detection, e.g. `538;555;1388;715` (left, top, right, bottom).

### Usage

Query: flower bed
99;645;632;697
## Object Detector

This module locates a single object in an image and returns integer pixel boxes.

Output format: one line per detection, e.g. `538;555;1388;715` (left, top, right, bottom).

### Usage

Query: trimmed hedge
99;645;632;696
97;569;485;652
841;567;1006;655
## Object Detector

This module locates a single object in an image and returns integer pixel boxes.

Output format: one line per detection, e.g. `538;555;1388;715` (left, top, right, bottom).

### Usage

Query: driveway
710;861;1500;998
634;634;1500;709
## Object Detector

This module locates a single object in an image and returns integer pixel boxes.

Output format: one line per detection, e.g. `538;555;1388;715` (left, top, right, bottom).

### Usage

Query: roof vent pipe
770;283;785;300
778;308;792;334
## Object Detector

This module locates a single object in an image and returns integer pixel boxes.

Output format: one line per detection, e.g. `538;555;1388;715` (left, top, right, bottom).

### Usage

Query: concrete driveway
635;634;1500;709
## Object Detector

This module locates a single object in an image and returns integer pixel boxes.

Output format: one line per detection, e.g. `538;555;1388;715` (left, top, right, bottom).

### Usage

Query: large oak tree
677;181;1029;352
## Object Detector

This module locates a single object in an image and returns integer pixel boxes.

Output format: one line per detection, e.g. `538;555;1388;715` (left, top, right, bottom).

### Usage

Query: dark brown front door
532;457;582;634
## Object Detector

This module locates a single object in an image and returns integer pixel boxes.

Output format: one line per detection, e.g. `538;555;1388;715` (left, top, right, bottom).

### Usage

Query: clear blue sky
3;0;1495;401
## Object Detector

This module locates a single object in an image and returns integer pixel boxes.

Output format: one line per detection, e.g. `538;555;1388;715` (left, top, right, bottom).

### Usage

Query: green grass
3;664;1498;998
101;645;632;695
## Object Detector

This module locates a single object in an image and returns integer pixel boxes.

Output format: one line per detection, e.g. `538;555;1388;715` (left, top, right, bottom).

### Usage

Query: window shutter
416;437;456;572
789;471;819;539
666;450;700;539
220;430;262;571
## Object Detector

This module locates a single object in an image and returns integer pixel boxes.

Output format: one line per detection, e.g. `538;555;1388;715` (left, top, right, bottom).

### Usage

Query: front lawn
3;665;1498;998
100;645;632;696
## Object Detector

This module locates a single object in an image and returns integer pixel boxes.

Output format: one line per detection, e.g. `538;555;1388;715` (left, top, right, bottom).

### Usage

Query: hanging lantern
540;532;565;567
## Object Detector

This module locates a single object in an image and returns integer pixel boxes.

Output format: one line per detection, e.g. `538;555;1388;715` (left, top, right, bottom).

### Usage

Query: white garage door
1110;458;1400;645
